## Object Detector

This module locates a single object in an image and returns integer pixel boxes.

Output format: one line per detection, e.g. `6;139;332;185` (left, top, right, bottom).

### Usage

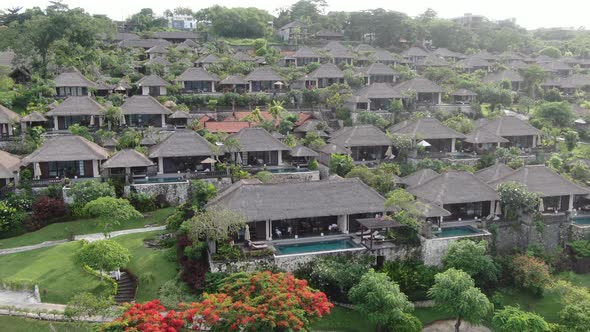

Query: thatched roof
207;178;386;222
351;83;402;102
464;128;509;144
483;70;523;83
540;61;572;72
355;44;376;53
233;51;255;62
390;118;465;140
102;149;154;169
0;50;16;68
307;63;344;79
196;54;220;65
145;57;170;66
146;45;168;54
46;96;104;116
0;150;21;179
416;199;452;218
181;39;198;47
478;116;541;137
393;78;444;94
137;74;169;87
454;56;491;69
293;47;321;58
330;125;392;147
508;60;530;70
415;53;449;67
220;75;247;85
409;171;499;205
101;137;119;147
399;168;439;188
362;63;396;76
280;20;306;30
54;69;95;87
170;110;190;119
21;111;47;123
118;39;171;49
474;163;514;183
451;88;477;96
401;46;429;58
22;135;109;164
290;145;319;157
320;143;350;155
294;119;329;135
152;31;198;40
149;130;215;158
121;95;172;115
433;48;465;59
0;105;21;124
231;127;290;152
244;67;283;82
473;50;497;61
489;165;589;197
176;67;219;82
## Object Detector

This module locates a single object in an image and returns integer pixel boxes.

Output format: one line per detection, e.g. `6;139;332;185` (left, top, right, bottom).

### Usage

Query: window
78;160;85;177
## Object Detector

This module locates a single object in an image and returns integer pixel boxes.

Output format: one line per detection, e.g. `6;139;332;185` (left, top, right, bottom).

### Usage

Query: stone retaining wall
267;170;320;183
570;224;590;241
125;181;189;206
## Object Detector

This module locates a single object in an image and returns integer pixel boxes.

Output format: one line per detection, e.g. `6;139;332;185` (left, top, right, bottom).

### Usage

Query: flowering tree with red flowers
101;271;333;332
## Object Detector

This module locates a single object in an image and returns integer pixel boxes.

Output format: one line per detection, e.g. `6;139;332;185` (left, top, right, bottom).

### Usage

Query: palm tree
268;100;285;120
520;65;546;100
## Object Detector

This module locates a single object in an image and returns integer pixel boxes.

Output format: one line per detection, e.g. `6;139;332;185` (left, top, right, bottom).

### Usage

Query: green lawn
0;207;174;249
0;316;97;332
113;231;178;302
0;230;177;304
414;307;453;325
0;241;107;304
310;306;376;332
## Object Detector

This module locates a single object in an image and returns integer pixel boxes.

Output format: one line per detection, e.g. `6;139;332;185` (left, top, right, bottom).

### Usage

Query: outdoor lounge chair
248;240;268;250
362;231;385;241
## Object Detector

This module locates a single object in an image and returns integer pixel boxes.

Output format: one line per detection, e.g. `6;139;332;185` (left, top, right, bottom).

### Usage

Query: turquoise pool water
134;177;184;184
434;226;480;238
574;217;590;225
275;239;360;255
269;168;310;174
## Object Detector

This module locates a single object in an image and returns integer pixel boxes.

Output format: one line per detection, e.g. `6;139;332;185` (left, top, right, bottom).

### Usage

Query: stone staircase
114;271;137;303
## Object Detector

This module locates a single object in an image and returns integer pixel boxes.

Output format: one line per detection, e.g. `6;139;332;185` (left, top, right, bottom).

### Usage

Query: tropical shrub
329;154;354;177
383;259;439;301
0;201;26;236
68;181;116;215
497;182;540;222
443;240;499;289
492;305;550;332
510;254;552;296
127;192;156;212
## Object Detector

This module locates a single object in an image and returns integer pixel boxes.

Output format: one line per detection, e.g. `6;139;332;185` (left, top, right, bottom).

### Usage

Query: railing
183;170;230;179
29;178;64;188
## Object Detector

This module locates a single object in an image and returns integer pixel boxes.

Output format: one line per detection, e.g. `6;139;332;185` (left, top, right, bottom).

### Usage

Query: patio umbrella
34;163;41;179
495;201;502;215
417;140;431;147
244;224;251;242
274;81;284;86
538;198;545;212
385;146;393;158
120;114;126;125
236;152;242;165
201;157;217;164
89;115;95;126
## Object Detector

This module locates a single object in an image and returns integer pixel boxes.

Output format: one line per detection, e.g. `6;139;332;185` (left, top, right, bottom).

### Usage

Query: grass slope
0;241;106;304
0;316;97;332
113;231;178;302
0;207;174;249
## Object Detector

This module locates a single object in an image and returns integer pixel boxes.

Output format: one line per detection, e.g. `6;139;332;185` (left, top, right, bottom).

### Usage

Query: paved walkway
0;226;166;256
423;320;491;332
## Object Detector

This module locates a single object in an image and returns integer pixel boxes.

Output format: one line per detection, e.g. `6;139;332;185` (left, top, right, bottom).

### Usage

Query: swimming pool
133;177;184;184
574;216;590;225
269;168;310;174
434;226;481;238
274;239;361;255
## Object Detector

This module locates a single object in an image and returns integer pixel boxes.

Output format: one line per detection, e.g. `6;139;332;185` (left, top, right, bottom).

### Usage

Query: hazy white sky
5;0;590;30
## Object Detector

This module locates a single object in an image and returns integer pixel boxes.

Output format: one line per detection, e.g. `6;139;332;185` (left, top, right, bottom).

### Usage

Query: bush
383;260;438;301
204;272;228;293
308;159;319;170
0;201;26;236
294;254;373;303
41;184;63;199
184;242;207;260
68;181;116;215
568;240;590;258
511;254;552;296
139;272;155;284
127;192;156;212
442;240;499;290
6;191;34;211
329;154;354;177
27;196;68;231
254;171;273;183
158;279;199;309
189;180;217;209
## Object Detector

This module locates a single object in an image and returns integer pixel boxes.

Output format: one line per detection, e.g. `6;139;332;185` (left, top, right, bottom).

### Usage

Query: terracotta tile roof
205;121;251;134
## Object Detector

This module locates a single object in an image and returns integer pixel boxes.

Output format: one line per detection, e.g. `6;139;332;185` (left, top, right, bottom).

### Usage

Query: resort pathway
422;320;491;332
0;226;166;256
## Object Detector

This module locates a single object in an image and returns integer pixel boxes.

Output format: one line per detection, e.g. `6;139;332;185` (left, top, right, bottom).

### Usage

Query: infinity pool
574;217;590;225
134;177;184;184
434;226;481;238
275;239;361;255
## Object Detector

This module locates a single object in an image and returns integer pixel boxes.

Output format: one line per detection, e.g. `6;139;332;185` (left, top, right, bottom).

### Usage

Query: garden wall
125;181;189;206
570;224;590;241
492;214;569;254
370;244;422;262
421;232;492;267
